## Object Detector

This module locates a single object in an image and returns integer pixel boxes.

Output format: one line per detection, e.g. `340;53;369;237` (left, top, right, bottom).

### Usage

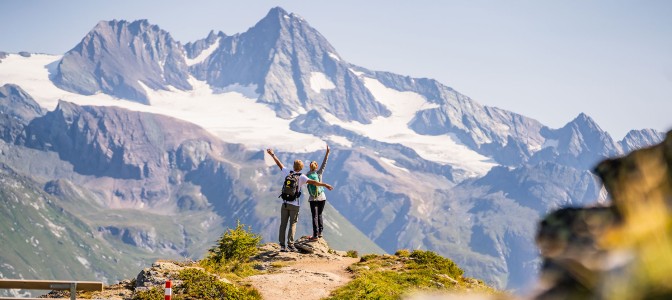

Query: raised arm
307;179;333;191
318;144;330;175
266;149;284;170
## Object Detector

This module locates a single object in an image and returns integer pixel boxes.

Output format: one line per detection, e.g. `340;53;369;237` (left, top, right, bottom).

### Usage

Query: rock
135;260;200;289
533;131;672;299
293;236;332;254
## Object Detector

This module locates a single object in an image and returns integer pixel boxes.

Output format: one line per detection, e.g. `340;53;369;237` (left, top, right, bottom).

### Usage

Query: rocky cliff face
619;128;665;153
20;100;247;210
0;84;44;143
53;20;192;104
0;83;44;122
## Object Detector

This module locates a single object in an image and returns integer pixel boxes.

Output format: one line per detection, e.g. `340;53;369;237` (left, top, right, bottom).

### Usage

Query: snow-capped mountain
189;7;389;123
0;7;666;290
53;20;192;104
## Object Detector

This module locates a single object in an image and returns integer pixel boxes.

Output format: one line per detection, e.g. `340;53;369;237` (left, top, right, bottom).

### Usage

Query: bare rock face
52;19;191;104
533;130;672;299
21;100;235;208
0;84;44;143
0;84;44;123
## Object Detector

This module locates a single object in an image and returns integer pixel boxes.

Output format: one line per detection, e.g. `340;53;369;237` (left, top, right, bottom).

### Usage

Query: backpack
279;171;301;201
306;172;324;198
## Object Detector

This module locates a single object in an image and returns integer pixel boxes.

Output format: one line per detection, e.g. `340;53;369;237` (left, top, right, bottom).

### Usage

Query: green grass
173;268;261;300
328;250;500;300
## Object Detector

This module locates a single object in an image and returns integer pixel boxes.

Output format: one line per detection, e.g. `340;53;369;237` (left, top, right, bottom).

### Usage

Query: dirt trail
245;247;359;300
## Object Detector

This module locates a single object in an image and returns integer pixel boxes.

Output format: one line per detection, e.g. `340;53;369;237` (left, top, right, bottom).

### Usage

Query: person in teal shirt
306;144;330;239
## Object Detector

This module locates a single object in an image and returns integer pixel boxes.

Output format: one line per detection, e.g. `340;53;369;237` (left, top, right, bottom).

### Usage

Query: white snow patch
327;52;340;61
309;72;336;93
322;77;497;177
76;256;91;268
29;202;39;210
349;68;364;77
380;157;410;173
185;37;220;66
0;54;325;153
0;54;495;176
326;135;352;147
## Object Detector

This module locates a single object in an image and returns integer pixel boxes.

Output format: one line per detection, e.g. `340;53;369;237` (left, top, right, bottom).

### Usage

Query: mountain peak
567;112;603;133
253;6;310;33
267;6;289;17
190;7;389;124
619;128;664;153
53;19;192;104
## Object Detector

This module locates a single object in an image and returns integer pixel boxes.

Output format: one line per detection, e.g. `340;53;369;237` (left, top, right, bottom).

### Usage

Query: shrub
360;254;379;262
395;249;411;257
132;286;163;300
176;268;261;300
346;250;359;258
409;250;464;278
207;220;262;264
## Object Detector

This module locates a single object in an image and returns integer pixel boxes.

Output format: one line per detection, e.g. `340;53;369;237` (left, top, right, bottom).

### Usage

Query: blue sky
1;0;671;139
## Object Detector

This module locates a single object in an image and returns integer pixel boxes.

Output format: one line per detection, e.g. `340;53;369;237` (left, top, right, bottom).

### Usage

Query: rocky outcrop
0;84;44;143
0;84;44;123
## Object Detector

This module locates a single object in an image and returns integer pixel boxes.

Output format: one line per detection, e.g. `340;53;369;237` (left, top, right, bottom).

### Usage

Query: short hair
293;160;304;172
310;161;318;171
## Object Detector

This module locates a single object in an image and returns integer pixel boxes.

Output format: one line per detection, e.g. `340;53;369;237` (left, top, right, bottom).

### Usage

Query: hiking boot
318;232;323;238
280;246;287;252
288;245;298;252
309;235;318;240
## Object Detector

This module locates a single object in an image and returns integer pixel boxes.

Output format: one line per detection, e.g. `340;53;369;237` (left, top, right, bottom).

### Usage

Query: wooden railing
0;279;103;300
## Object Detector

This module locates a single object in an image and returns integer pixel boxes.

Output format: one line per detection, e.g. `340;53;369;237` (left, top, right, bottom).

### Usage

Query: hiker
266;148;333;252
307;144;330;239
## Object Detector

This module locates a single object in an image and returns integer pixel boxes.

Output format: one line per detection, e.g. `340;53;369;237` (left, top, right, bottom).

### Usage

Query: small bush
360;254;379;262
395;249;411;257
132;287;163;300
409;250;464;278
206;220;262;264
176;268;261;300
346;250;359;258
